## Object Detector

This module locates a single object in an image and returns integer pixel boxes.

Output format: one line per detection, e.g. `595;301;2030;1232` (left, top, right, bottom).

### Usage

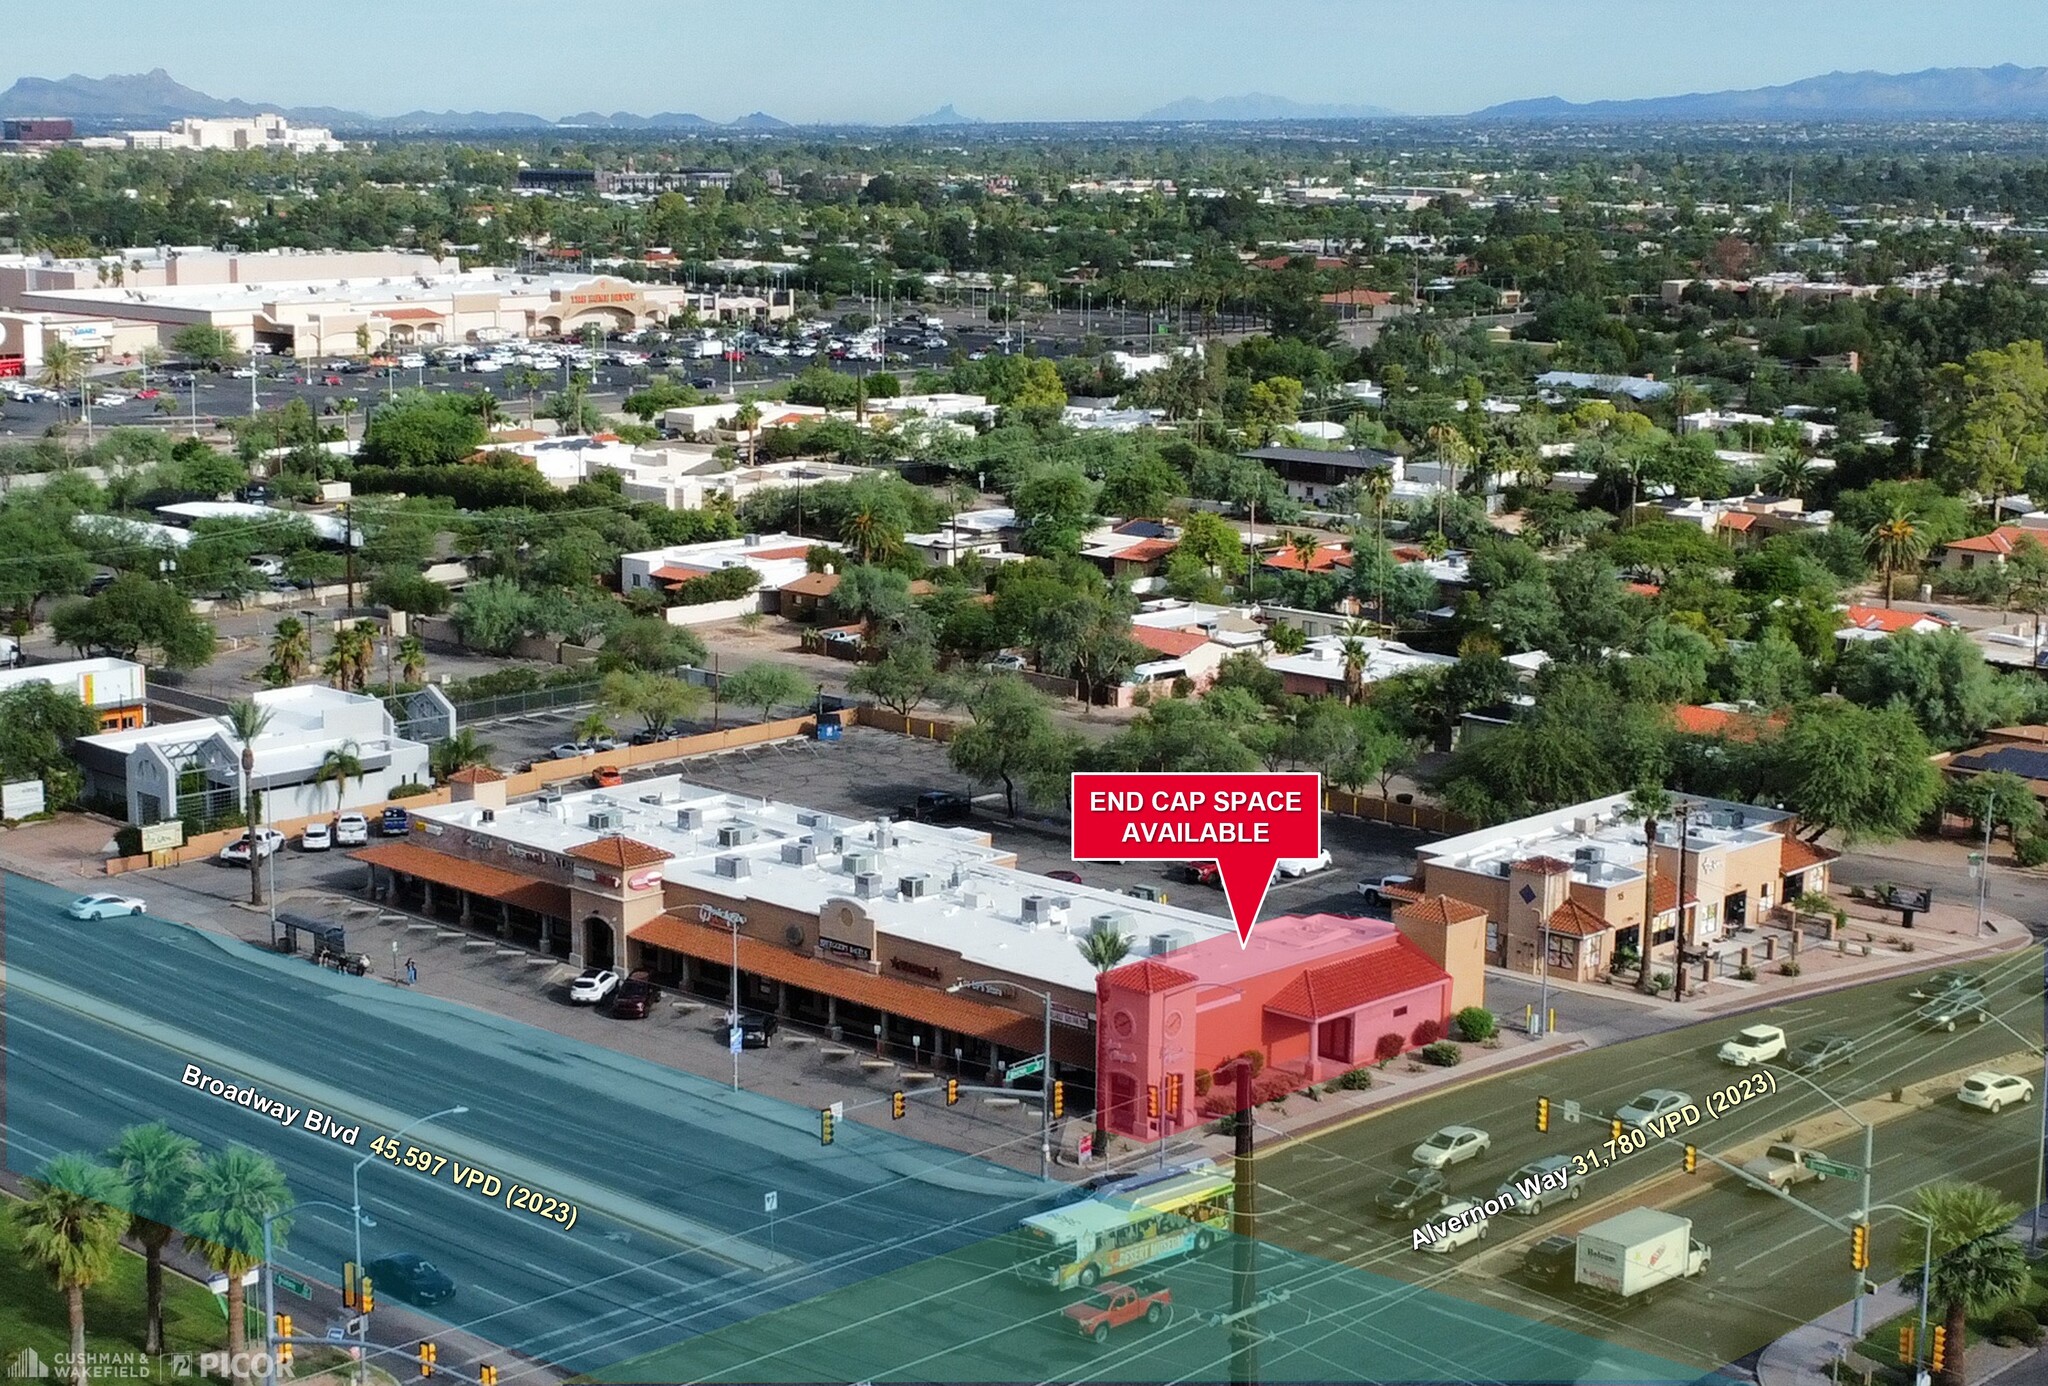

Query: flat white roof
1417;791;1794;885
1264;636;1455;684
413;775;1237;993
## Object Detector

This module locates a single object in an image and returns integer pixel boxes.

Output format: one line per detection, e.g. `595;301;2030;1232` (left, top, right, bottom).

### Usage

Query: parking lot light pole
1769;1065;1877;1337
950;980;1054;1179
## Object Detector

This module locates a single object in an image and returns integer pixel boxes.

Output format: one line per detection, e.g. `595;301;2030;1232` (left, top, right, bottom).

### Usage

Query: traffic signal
1167;1072;1183;1114
275;1315;293;1368
1683;1144;1698;1173
343;1260;357;1310
479;1367;498;1386
1850;1223;1870;1270
1930;1326;1947;1372
418;1342;437;1379
360;1277;374;1314
1147;1084;1159;1119
819;1109;835;1145
891;1090;906;1120
1052;1081;1065;1119
1899;1324;1916;1365
1610;1117;1623;1141
946;1077;959;1105
1536;1097;1550;1132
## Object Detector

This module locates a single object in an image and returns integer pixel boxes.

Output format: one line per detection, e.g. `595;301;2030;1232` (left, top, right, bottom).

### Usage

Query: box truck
1574;1208;1709;1301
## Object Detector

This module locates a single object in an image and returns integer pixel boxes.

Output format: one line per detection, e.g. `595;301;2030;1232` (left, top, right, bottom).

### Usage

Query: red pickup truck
1062;1282;1172;1343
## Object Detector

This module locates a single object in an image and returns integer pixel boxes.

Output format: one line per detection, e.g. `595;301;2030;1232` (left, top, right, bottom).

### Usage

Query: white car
1615;1088;1693;1127
1273;851;1333;879
1358;874;1415;904
217;828;287;863
570;968;623;1005
301;822;333;851
334;813;369;846
1958;1072;2035;1113
1718;1024;1787;1067
228;367;257;379
1410;1125;1490;1170
1418;1198;1489;1254
67;893;145;920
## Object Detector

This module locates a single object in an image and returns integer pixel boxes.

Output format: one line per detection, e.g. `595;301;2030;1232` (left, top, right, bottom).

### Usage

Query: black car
363;1253;454;1306
1788;1034;1857;1072
1373;1167;1448;1219
898;790;971;823
1522;1234;1577;1285
718;1010;779;1048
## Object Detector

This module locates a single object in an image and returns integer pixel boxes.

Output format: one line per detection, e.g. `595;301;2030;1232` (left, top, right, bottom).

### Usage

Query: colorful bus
1013;1169;1234;1289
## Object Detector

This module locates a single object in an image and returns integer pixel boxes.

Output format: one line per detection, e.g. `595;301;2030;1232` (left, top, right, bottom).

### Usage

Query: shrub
1651;971;1673;993
387;782;433;799
1328;1067;1373;1092
1737;965;1758;982
2032;1297;2048;1326
1453;1007;1497;1042
1779;960;1802;977
2016;832;2048;867
1419;1041;1462;1067
670;566;761;606
1238;1048;1265;1075
1193;1067;1213;1098
1412;1018;1444;1046
1987;1305;2042;1346
114;824;143;856
1374;1032;1405;1066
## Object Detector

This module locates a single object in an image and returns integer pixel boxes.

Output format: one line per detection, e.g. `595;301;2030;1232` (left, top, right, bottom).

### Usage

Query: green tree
1090;698;1262;773
949;674;1080;815
1901;1182;2030;1386
1944;771;2045;844
39;339;86;419
1837;628;2022;751
221;699;273;905
721;661;814;721
181;1147;292;1386
398;634;427;685
1011;463;1101;558
1033;588;1143;705
827;564;914;649
601;669;705;734
315;741;366;814
1770;701;1942;843
170;323;243;368
49;575;217;669
451;576;536;655
846;638;950;715
107;1122;200;1355
0;500;92;622
598;616;708;673
12;1154;131;1386
1928;340;2048;510
360;392;489;469
265;615;312;686
1866;504;1930;609
0;682;98;810
1077;928;1133;970
429;728;495;782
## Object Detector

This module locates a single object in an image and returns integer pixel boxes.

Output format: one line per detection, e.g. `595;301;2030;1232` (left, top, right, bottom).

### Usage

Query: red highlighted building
1093;905;1485;1141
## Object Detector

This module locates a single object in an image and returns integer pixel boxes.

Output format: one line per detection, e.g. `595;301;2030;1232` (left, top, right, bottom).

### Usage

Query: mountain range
18;65;2048;130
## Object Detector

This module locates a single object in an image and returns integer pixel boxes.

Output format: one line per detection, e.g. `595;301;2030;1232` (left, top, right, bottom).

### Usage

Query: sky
14;0;2048;123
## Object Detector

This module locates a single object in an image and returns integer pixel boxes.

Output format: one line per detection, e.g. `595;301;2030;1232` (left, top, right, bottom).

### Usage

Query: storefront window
1546;934;1578;970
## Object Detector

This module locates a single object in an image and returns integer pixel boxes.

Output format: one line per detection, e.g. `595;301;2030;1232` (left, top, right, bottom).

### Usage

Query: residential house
618;533;813;626
1940;526;2043;571
1241;445;1400;507
1835;606;1953;644
1082;520;1181;583
1262;636;1455;699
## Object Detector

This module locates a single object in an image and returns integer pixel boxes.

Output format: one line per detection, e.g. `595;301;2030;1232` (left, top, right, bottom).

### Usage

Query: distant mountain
0;68;261;123
729;111;792;130
555;110;717;129
1474;64;2048;121
1139;92;1400;121
903;104;982;127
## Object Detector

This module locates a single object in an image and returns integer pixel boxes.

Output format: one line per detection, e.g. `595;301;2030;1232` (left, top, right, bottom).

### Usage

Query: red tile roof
1545;899;1610;937
1253;255;1348;271
1100;957;1199;995
1262;543;1349;572
1944;526;2028;556
350;842;570;918
1717;512;1758;532
1264;937;1447;1020
569;836;671;869
1780;837;1838;875
1511;855;1573;877
1841;606;1943;634
1393;894;1486;927
1131;626;1211;659
379;307;444;321
1321;288;1394;307
445;765;504;784
1113;538;1177;563
652;563;712;582
1672;705;1780;741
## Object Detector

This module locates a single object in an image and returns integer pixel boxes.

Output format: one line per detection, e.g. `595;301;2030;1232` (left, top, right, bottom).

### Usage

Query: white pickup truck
1741;1142;1829;1191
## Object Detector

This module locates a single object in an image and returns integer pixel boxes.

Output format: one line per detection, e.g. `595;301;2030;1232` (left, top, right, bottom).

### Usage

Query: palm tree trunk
1941;1299;1966;1386
144;1238;166;1354
226;1276;248;1386
68;1285;88;1386
1883;559;1895;609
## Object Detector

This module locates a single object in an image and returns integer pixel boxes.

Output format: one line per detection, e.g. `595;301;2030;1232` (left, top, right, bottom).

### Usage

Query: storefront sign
698;904;746;929
138;820;185;853
1052;1004;1095;1031
627;869;663;891
889;956;943;982
817;936;871;963
959;980;1010;999
1;779;46;819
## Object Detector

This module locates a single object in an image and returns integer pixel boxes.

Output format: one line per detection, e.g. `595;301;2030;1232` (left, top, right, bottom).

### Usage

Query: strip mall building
352;771;1479;1110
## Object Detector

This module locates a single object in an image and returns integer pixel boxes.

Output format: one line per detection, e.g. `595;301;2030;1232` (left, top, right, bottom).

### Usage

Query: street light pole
1866;1202;1936;1384
349;1106;466;1380
1533;917;1550;1037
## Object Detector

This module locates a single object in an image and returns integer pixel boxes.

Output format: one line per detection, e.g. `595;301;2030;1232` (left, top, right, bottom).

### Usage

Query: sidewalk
1757;1213;2047;1386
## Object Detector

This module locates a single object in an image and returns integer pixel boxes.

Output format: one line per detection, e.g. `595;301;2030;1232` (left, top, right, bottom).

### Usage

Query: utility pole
1228;1059;1259;1386
1638;817;1659;995
342;499;356;611
1672;802;1695;1002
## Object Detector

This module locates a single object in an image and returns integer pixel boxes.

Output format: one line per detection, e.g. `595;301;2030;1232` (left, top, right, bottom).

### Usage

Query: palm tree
316;741;366;815
108;1123;200;1355
398;634;427;685
1287;532;1320;572
1338;619;1374;705
1866;504;1929;609
182;1147;292;1386
1424;424;1470;539
221;699;273;906
430;727;495;782
1903;1181;2030;1386
573;709;615;745
267;616;312;685
842;504;895;565
1760;450;1814;500
321;621;376;691
1077;928;1132;970
13;1155;130;1386
732;401;762;462
1360;466;1394;627
476;391;502;430
334;396;359;443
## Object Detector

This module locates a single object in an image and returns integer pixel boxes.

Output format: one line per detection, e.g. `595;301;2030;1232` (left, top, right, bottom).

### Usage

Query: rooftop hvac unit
586;810;620;832
958;889;991;910
1149;930;1193;956
1091;910;1136;936
842;852;879;877
899;873;932;899
823;830;848;854
781;840;817;866
854;872;885;899
796;810;820;827
715;855;750;880
675;807;702;831
1573;845;1605;864
1023;895;1069;926
1494;861;1513;878
538;785;562;806
1572;816;1600;835
718;822;758;847
480;808;495;824
639;793;664;806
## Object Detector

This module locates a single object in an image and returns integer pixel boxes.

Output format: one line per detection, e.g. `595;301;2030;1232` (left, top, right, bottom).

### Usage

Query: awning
634;912;1091;1065
351;841;571;919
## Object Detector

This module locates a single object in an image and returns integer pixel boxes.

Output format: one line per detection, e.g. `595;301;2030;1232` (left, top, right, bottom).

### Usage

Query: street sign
326;1327;345;1343
729;1027;744;1055
764;1191;778;1214
1007;1054;1047;1082
1560;1099;1582;1125
345;1317;364;1337
1806;1155;1865;1181
274;1272;311;1299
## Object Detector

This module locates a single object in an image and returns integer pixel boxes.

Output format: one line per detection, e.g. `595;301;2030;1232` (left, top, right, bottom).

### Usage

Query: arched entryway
582;915;616;970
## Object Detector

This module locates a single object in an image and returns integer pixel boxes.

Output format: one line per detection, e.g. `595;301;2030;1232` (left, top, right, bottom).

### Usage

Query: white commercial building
619;533;814;625
0;657;148;731
74;685;448;826
123;114;343;154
